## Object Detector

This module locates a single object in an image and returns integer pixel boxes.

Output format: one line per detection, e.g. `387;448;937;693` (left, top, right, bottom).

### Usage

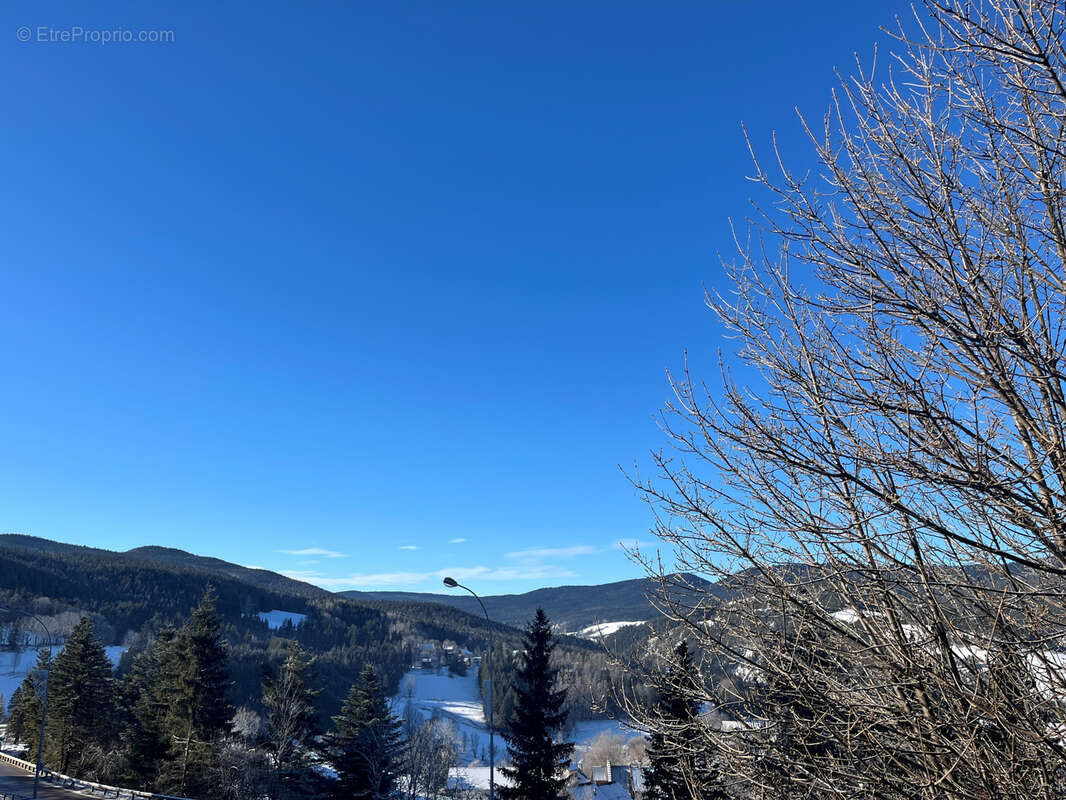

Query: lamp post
0;609;51;800
443;577;495;800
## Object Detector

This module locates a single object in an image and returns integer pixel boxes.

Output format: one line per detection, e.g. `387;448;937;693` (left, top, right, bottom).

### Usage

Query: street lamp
443;577;495;800
0;608;52;800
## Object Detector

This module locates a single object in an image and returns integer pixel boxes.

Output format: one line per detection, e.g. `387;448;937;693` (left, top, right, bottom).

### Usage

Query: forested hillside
0;535;641;723
0;536;492;718
341;574;725;630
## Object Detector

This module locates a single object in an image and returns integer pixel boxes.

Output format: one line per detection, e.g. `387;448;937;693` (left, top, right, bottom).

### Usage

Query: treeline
5;588;410;800
0;545;414;718
0;543;301;638
477;634;657;730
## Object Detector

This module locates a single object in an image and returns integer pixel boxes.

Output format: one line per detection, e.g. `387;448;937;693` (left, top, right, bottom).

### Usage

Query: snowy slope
393;669;496;765
0;645;127;708
576;621;645;639
257;610;308;629
392;668;645;769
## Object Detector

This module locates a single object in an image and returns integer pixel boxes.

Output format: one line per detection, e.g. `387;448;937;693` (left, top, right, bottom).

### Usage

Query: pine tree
326;664;403;800
500;608;573;800
262;640;321;800
645;641;723;800
43;616;118;776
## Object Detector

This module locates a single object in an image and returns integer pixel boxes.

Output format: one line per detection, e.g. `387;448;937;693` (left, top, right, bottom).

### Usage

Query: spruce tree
6;685;26;744
500;608;573;800
10;648;51;760
156;587;235;797
44;616;118;776
645;641;723;800
186;585;235;737
753;627;839;800
326;664;403;800
262;640;321;800
119;626;178;790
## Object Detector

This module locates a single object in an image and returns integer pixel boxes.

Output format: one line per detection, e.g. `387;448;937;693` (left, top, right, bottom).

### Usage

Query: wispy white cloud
440;565;578;582
448;537;468;544
343;572;430;586
398;545;420;551
282;570;431;589
278;547;347;559
282;559;580;591
507;545;599;560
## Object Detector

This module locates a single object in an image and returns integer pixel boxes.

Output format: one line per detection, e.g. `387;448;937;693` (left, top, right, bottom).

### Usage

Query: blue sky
0;1;907;594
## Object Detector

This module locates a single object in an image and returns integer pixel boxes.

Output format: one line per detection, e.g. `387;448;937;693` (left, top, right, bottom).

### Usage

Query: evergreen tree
645;641;723;800
186;586;235;738
326;664;403;800
43;616;118;776
753;626;840;800
10;648;51;760
262;640;321;800
156;587;235;797
119;626;178;790
6;684;28;745
500;608;573;800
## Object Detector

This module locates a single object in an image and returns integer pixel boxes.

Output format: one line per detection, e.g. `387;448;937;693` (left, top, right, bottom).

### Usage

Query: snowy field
257;610;308;630
576;621;646;639
393;669;495;765
392;669;644;768
0;645;126;708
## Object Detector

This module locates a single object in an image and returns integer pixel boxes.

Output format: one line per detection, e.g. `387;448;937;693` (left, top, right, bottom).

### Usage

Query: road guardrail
0;749;192;800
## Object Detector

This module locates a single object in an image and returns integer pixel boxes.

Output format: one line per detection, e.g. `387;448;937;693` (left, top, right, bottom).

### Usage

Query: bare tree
631;2;1066;798
211;739;270;800
262;642;320;800
404;718;459;800
583;731;628;769
231;706;262;743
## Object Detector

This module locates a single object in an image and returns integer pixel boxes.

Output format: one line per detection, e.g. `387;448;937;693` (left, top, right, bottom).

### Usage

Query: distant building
566;761;643;800
416;641;440;670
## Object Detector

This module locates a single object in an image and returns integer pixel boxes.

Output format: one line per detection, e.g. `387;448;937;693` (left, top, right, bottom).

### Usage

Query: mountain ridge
0;533;721;633
341;573;720;630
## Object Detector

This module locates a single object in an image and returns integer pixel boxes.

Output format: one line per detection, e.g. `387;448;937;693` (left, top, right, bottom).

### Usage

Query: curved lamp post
0;608;52;799
443;577;495;800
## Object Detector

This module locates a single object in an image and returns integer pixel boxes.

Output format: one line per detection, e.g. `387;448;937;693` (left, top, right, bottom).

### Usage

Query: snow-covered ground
576;621;646;639
0;645;127;708
392;668;645;769
257;610;307;629
393;669;496;765
447;765;516;791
